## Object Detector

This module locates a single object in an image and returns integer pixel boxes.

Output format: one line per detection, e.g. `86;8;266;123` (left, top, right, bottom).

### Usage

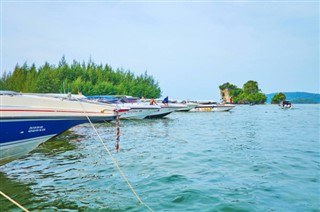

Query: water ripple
1;105;319;211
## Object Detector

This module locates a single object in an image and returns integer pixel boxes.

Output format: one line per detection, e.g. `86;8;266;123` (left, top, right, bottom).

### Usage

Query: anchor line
116;110;120;152
76;99;153;211
0;191;30;212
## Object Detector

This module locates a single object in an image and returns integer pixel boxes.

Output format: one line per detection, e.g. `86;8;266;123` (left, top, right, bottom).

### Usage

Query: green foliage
219;82;238;91
1;57;162;98
243;80;260;94
271;92;286;104
266;92;320;104
229;87;243;100
219;81;267;104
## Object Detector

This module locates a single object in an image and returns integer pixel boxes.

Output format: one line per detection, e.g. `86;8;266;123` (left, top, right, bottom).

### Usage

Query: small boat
191;102;214;112
280;100;292;109
118;96;162;119
190;101;235;112
212;104;235;112
86;95;161;119
120;103;161;119
174;101;198;112
146;103;185;118
0;91;117;165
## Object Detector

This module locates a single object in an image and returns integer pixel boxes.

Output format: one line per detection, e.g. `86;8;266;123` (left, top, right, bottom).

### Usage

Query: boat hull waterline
191;104;235;112
0;93;117;165
146;104;185;118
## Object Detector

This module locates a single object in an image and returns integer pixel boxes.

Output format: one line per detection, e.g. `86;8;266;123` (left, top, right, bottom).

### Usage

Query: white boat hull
118;103;161;119
0;92;117;165
146;106;176;118
174;103;197;112
212;104;235;112
0;135;55;165
191;104;214;112
191;104;235;112
120;108;160;119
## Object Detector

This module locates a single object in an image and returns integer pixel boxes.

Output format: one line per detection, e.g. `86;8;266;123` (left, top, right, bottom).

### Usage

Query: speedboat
174;101;198;112
280;101;292;109
0;91;117;165
190;101;235;112
191;101;214;112
192;105;213;112
146;103;185;118
86;95;161;119
120;103;161;119
116;96;162;119
212;104;235;112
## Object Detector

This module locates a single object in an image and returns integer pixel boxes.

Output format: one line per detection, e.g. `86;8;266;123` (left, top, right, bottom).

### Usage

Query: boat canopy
282;100;291;105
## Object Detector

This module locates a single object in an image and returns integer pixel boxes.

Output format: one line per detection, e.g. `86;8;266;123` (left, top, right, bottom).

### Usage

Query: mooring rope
77;99;153;211
0;191;30;212
115;111;120;152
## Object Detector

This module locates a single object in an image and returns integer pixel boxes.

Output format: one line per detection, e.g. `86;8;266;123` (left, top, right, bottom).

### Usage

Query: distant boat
86;95;161;119
212;104;235;112
0;91;117;165
119;103;160;119
174;102;198;112
90;96;187;119
146;103;185;118
191;102;214;112
190;101;235;112
280;100;292;109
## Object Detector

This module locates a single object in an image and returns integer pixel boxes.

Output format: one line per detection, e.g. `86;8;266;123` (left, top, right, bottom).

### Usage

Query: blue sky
1;1;319;100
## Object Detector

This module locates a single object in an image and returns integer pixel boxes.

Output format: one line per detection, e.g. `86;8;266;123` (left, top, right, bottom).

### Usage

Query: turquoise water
1;105;319;211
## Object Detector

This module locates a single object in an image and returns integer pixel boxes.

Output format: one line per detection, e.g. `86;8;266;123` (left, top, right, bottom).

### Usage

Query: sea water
0;105;319;211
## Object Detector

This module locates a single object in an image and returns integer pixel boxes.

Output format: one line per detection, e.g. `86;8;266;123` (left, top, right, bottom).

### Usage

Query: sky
1;0;319;100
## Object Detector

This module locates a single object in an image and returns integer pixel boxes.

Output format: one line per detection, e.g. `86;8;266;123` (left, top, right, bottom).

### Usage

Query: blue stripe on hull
0;119;87;144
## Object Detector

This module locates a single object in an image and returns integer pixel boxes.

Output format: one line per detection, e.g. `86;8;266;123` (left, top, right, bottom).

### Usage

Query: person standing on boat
150;97;157;105
230;97;233;104
162;96;169;105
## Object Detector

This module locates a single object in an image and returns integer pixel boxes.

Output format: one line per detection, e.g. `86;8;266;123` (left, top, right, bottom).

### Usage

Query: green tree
6;64;27;92
219;82;238;91
1;57;162;98
271;92;286;104
35;62;60;93
24;64;37;92
243;80;259;94
219;80;266;104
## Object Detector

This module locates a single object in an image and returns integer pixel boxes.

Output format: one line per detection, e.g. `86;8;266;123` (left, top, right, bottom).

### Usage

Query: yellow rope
0;99;153;212
0;191;30;212
77;99;153;211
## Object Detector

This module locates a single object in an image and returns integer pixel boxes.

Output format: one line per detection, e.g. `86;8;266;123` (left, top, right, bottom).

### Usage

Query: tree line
271;92;286;104
219;80;267;104
0;57;162;98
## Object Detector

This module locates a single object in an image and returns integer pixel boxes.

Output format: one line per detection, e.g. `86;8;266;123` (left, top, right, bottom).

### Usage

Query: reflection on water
0;172;35;211
31;131;80;156
0;105;319;211
0;130;89;211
